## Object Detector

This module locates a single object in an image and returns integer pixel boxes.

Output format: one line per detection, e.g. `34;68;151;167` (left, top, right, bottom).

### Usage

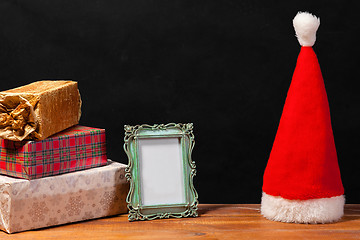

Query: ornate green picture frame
123;123;198;221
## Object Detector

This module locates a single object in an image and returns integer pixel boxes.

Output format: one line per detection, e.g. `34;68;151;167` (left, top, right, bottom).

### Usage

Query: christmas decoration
261;12;344;224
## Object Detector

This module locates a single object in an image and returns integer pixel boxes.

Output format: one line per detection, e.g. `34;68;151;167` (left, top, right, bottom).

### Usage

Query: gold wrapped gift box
0;161;129;233
0;81;81;141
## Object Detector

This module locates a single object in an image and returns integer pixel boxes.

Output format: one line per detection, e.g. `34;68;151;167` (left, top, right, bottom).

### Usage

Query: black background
1;0;359;203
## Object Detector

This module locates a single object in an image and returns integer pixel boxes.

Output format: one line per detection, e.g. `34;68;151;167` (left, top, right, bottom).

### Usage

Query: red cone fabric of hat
261;12;345;224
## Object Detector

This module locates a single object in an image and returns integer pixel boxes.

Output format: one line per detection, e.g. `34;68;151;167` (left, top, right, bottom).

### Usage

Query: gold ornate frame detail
123;123;198;221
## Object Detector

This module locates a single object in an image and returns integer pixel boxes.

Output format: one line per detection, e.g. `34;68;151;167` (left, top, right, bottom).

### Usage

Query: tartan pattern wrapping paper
0;125;107;179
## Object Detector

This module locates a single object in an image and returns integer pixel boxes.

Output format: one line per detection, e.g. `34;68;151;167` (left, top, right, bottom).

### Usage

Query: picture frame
123;123;198;221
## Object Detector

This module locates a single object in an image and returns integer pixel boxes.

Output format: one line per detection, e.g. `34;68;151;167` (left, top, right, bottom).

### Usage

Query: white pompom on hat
293;12;320;47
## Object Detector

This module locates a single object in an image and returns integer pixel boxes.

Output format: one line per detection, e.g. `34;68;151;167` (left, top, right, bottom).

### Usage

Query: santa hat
261;12;345;224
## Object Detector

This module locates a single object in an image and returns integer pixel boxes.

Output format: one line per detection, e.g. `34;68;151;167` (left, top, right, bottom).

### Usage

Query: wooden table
1;204;359;239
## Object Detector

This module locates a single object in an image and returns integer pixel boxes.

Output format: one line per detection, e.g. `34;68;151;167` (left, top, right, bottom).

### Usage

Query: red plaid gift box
0;125;107;179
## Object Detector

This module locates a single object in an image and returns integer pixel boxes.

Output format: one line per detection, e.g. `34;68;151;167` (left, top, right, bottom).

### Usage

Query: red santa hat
261;12;345;223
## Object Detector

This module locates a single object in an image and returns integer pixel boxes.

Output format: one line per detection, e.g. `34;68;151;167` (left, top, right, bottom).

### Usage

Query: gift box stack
0;81;128;233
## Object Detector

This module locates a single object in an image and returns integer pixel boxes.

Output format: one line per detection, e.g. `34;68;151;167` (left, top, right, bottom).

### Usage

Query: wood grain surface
1;204;359;239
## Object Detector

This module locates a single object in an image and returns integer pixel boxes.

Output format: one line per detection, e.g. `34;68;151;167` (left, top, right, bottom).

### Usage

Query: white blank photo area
138;137;186;206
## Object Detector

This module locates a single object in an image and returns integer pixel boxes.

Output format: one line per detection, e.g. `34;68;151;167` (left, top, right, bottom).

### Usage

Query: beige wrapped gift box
0;160;129;233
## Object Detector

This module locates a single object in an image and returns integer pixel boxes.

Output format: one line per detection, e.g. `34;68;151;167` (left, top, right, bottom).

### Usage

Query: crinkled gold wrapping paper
0;81;81;141
0;161;128;233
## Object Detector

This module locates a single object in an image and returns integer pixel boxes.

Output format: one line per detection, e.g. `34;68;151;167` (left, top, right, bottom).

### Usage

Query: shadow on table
340;215;360;223
197;204;260;216
197;204;360;224
339;206;360;223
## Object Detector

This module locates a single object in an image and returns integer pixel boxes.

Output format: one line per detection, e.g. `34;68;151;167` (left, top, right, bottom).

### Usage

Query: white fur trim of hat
261;192;345;224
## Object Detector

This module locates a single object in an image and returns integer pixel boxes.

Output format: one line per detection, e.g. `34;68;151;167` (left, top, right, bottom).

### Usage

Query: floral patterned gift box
0;160;128;233
0;125;107;179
